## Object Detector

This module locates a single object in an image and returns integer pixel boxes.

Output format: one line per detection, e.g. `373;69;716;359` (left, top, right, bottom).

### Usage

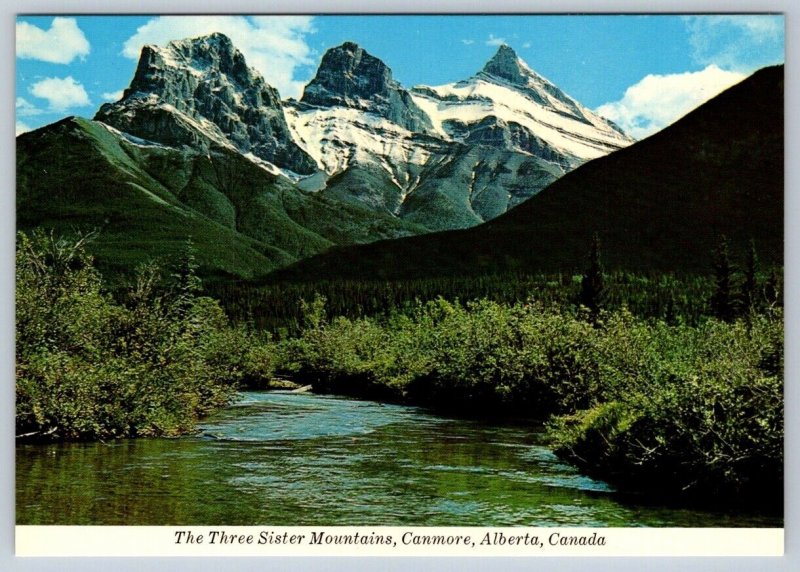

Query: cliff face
95;33;317;174
300;41;433;133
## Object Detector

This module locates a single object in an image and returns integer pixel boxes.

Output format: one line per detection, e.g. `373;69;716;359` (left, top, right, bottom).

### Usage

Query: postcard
14;13;784;557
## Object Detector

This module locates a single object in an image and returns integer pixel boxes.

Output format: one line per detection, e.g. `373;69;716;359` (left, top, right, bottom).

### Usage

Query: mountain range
17;33;782;286
274;64;783;281
17;33;633;280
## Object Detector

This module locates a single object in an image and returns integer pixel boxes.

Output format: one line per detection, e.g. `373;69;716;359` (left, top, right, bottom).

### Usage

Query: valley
15;26;785;525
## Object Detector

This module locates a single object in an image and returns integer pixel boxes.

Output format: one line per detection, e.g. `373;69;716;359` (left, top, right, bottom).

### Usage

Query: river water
16;391;779;526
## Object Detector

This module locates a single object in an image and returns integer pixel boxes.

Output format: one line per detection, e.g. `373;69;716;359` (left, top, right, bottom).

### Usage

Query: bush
16;230;272;440
547;310;783;503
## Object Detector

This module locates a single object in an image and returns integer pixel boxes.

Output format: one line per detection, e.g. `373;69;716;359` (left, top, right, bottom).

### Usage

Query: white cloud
16;97;43;116
102;90;124;101
522;42;532;49
461;39;475;45
122;16;316;98
16;121;32;136
595;65;745;139
16;17;90;64
684;15;784;70
30;76;92;111
486;34;506;47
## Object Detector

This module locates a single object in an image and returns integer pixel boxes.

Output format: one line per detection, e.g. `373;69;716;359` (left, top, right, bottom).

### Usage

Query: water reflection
17;391;780;526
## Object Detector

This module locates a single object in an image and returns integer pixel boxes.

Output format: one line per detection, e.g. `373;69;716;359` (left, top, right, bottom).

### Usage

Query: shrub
16;230;270;440
548;310;783;503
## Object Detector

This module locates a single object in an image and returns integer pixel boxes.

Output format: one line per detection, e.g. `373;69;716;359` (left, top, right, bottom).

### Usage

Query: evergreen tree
710;235;739;322
579;232;605;319
741;239;759;313
765;267;782;309
171;238;202;317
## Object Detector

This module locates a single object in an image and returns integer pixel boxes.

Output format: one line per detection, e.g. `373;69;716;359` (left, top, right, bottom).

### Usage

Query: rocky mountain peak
94;33;317;174
480;44;530;85
300;42;433;133
302;42;392;103
161;33;242;77
174;31;235;54
473;44;629;137
125;34;256;102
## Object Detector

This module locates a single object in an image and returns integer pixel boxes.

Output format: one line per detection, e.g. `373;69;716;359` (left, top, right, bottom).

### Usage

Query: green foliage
275;298;585;413
15;228;784;504
547;309;783;502
210;271;718;334
16;230;274;441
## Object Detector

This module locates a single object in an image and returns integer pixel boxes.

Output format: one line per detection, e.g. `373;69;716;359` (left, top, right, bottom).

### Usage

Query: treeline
208;272;722;335
276;295;783;506
16;230;274;441
208;258;780;338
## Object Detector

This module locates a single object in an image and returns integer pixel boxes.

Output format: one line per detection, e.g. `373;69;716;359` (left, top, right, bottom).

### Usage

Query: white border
14;527;785;557
3;2;797;571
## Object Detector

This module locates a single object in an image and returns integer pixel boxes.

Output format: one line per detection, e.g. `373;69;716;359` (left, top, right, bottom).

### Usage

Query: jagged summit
475;44;584;113
480;44;531;85
170;31;236;53
301;42;393;105
149;33;245;81
407;44;633;168
300;42;432;133
462;44;631;137
95;33;317;174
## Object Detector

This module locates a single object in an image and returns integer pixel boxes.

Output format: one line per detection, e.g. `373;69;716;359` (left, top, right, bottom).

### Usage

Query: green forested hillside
16;117;424;283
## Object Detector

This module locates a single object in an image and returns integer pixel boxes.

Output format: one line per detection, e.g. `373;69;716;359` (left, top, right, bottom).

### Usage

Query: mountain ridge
270;64;783;282
286;40;633;230
18;33;643;280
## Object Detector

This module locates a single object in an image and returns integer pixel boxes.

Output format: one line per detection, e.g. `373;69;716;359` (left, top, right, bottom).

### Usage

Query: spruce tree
741;239;759;313
765;267;782;309
710;235;739;322
171;238;202;318
579;232;605;319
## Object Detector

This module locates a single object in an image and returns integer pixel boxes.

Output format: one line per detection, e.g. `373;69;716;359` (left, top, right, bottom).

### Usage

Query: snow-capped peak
474;45;618;132
407;45;634;163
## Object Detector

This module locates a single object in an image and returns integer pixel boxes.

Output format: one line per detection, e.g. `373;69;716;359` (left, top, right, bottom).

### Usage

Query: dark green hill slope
273;65;783;281
17;117;424;281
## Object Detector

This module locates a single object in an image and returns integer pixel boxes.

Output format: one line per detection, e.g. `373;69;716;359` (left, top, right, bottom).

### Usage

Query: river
16;391;779;526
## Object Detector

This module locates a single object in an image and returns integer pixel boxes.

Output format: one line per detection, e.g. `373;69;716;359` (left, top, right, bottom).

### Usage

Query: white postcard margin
16;526;783;557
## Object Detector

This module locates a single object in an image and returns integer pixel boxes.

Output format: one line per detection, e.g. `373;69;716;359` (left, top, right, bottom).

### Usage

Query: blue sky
16;15;784;138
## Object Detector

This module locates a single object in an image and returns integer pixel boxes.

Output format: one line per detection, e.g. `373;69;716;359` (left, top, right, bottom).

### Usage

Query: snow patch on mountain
284;102;440;184
411;79;628;161
98;121;176;150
